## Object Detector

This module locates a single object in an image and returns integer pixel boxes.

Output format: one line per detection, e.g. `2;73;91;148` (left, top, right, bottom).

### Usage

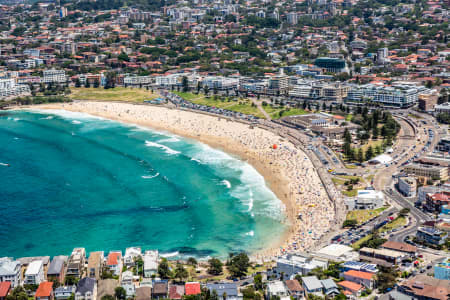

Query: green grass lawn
272;108;308;119
352;234;373;250
173;92;265;118
173;91;201;101
379;216;406;233
262;105;284;119
342;189;359;197
346;114;353;121
69;87;158;102
332;177;346;185
346;207;387;224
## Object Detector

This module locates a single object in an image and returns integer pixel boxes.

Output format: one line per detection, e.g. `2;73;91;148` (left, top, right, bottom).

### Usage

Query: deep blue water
0;109;286;259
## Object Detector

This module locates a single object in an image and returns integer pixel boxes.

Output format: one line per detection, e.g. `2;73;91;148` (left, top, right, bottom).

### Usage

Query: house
320;279;339;297
338;281;364;297
97;279;118;300
185;282;201;296
54;286;75;300
0;258;21;287
106;251;122;276
381;241;417;257
75;278;97;300
266;281;289;300
121;271;135;297
136;287;151;300
35;282;54;300
301;276;323;296
87;252;104;280
284;280;304;299
206;283;242;300
143;251;159;278
343;270;376;289
0;282;11;300
152;281;168;299
47;257;66;284
276;254;328;278
169;285;185;299
359;247;405;266
398;275;449;300
124;247;141;267
416;227;448;246
25;260;44;285
67;248;86;278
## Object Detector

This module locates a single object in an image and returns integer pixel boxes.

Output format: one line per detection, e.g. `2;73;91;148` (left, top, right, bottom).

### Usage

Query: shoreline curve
25;100;338;261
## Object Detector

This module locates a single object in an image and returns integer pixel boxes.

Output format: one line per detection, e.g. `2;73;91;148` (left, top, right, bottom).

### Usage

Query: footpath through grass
69;87;158;102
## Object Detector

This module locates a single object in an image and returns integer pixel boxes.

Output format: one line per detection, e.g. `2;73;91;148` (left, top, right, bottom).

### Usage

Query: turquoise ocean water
0;109;286;259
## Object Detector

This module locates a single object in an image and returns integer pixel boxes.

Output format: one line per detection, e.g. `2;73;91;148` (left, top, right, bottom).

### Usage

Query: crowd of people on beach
51;101;336;259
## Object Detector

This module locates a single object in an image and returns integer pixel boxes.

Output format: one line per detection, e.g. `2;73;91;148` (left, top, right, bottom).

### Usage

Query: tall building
287;12;298;25
314;57;348;73
377;48;388;63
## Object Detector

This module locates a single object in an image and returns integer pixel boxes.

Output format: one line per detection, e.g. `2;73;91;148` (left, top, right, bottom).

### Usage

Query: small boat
0;163;10;167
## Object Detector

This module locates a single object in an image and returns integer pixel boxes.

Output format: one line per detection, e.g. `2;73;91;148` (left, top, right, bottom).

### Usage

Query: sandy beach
33;101;336;260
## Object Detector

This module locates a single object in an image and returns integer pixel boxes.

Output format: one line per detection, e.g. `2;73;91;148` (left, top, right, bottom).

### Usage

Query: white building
345;189;384;210
287;12;298;25
124;76;153;86
267;281;289;300
124;247;142;267
0;78;30;98
43;69;67;84
398;176;417;197
276;254;328;278
24;260;44;285
315;244;359;262
143;250;159;278
0;257;21;287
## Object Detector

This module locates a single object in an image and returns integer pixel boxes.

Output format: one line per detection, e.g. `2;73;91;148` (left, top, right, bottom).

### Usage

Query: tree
75;78;81;88
254;273;263;290
227;253;250;278
377;266;398;293
118;52;130;62
93;79;100;88
357;148;364;163
343;219;357;228
365;146;374;160
174;263;188;282
65;275;78;286
84;80;90;88
6;286;28;300
208;258;223;275
114;287;126;300
182;76;189;92
203;86;209;96
101;296;114;300
187;257;197;266
157;258;172;279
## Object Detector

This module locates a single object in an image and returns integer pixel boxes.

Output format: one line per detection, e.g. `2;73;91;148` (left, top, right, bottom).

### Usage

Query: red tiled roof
0;282;11;298
107;252;121;266
35;282;53;298
185;282;201;295
338;281;363;292
345;270;374;280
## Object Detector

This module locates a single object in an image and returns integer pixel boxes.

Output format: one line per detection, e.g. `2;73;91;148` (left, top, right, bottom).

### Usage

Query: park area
173;91;266;118
69;87;159;102
346;207;387;225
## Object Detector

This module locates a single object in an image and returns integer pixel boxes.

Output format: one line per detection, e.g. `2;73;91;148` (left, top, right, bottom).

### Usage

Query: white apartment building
124;76;153;86
143;250;159;278
398;176;417;197
0;257;21;287
0;78;30;98
43;69;67;84
24;260;44;285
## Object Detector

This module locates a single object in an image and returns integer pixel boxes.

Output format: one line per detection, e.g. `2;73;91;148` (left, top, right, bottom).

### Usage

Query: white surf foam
141;173;159;179
160;251;179;258
158;136;180;143
221;180;231;189
40;116;54;120
72;120;82;124
145;141;180;155
245;230;254;236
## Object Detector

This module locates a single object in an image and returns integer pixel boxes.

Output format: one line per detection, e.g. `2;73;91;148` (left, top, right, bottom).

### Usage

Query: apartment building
43;69;67;84
404;163;449;181
0;258;21;288
67;248;86;278
24;260;44;285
